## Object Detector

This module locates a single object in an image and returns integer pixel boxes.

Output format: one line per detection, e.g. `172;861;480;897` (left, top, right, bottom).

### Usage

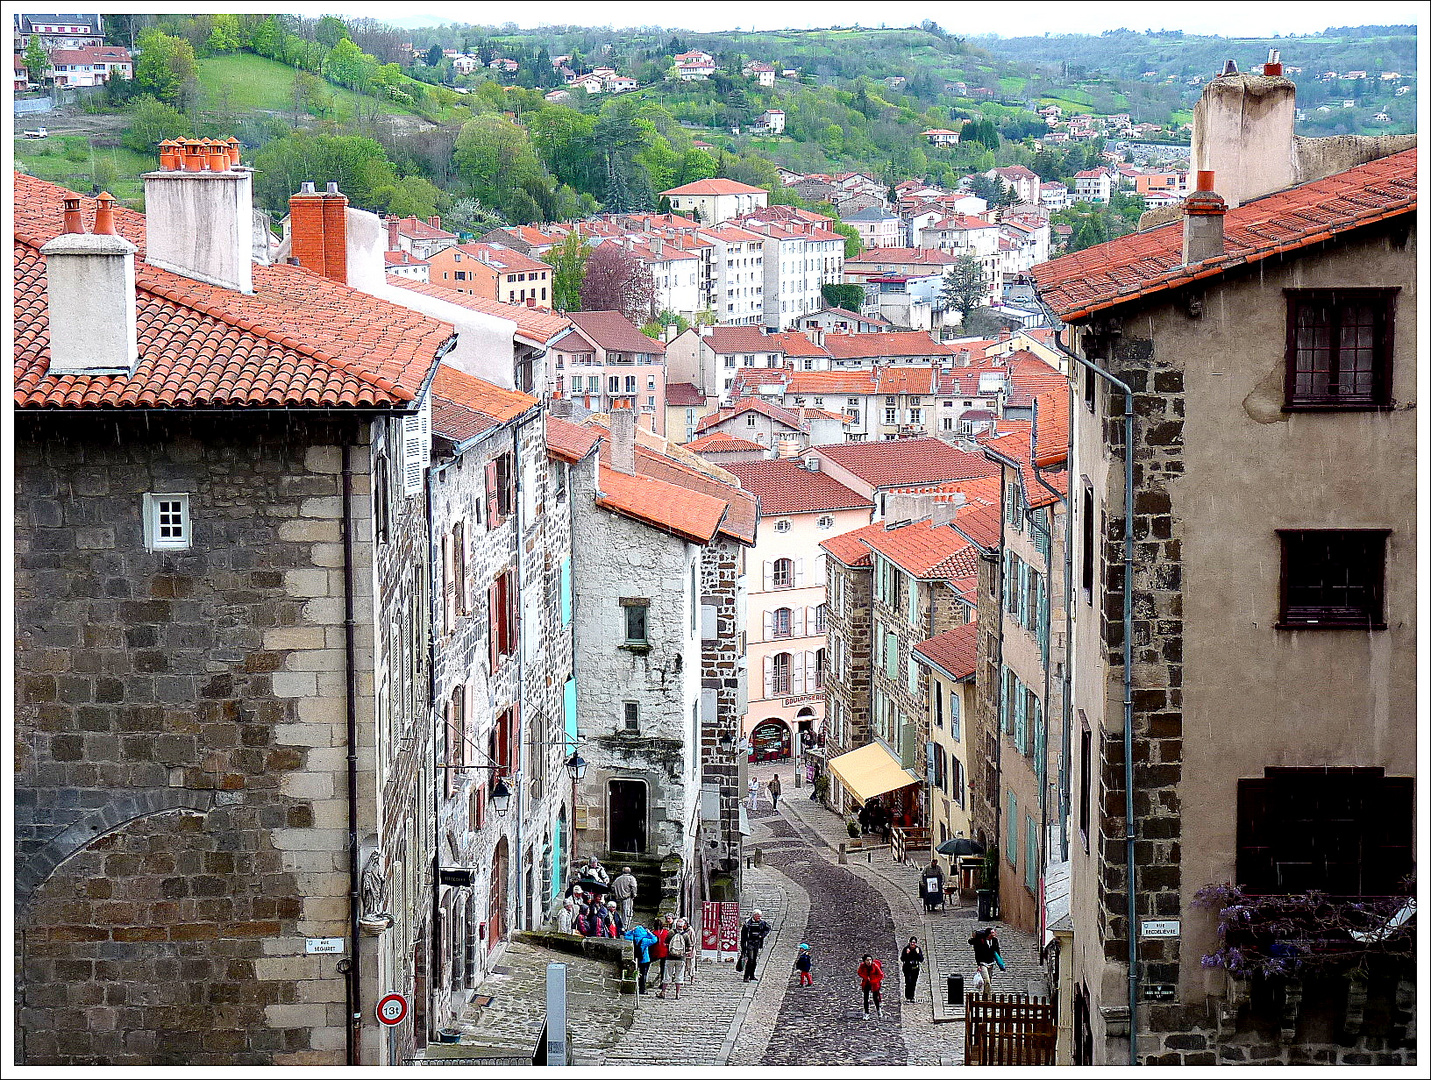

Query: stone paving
442;762;1046;1067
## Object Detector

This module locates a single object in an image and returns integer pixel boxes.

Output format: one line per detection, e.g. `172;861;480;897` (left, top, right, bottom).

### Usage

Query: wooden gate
964;993;1057;1065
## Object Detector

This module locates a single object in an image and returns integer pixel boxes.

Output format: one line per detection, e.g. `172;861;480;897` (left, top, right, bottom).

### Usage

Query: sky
324;0;1426;37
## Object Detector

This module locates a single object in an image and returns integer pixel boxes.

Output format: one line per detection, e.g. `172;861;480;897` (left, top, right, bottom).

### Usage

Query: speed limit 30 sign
376;992;409;1026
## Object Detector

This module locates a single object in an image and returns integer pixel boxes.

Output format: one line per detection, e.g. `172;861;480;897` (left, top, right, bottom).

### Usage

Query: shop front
826;741;923;828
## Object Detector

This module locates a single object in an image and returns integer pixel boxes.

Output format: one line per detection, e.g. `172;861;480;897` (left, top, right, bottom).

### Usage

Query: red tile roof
824;331;953;360
390;278;570;345
684;431;766;453
595;468;727;544
812;305;892;326
949;501;1002;550
858;518;981;589
566;310;667;355
445;242;552;274
393;215;457;241
875;367;938;395
815;438;999;489
665;381;705;407
709;326;782;354
695;397;805;434
782;370;877;395
430;363;536;443
546;415;602;462
914;622;980;681
1033;149;1417;320
820;524;877;568
847;247;960;266
14;175;452;411
723;459;873;515
660;178;767;196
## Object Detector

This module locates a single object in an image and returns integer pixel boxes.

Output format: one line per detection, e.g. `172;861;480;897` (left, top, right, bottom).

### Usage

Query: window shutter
505;572;519;655
763;560;774;590
763;610;774;640
792;606;805;637
485;460;499;527
793;557;805;586
454;520;467;615
488;585;500;670
950;691;961;742
701;603;718;641
763;656;774;698
440;533;453;634
791;651;806;694
402;399;429;498
700;687;717;727
885;631;898;680
816;553;827;582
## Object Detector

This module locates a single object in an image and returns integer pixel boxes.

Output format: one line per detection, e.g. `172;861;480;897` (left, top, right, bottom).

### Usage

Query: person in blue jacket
625;923;659;994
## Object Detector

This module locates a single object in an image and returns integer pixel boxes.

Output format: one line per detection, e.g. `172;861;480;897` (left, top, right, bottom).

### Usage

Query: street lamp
719;731;735;754
565;752;587;781
491;778;513;815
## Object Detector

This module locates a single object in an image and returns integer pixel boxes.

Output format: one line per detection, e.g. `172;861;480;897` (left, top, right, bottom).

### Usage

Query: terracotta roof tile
659;178;767;196
665;381;706;406
820;525;876;567
545;415;602;462
723;459;873;515
14;175;451;411
816;437;999;489
695;397;805;434
567;310;666;355
390;278;570;344
858;518;981;589
595;467;727;544
914;622;980;681
949;501;1002;550
430;363;536;443
1033;149;1417;320
824;331;953;360
684;431;766;453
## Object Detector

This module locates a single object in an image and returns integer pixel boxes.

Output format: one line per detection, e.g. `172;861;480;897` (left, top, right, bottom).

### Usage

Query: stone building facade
1033;78;1416;1067
13;172;453;1066
818;542;874;813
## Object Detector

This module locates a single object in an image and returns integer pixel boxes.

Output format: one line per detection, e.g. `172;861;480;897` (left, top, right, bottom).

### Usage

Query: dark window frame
1283;288;1396;410
1276;529;1389;629
620;598;650;645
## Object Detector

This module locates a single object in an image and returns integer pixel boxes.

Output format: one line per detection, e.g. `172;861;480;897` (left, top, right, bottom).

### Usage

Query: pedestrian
969;926;1002;995
556;898;576;935
768;773;782;809
680;916;698;985
625;923;658;994
857;801;872;835
857;954;884;1018
794;943;813;986
747;775;761;812
900;937;925;1002
652;914;673;995
574;903;593;937
738;908;772;983
612;865;639;925
580;855;610;885
664;917;695;1000
606;899;625;935
920;859;946;913
808;767;821;800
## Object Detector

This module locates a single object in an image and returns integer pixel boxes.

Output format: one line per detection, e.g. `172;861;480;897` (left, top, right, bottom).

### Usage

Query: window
814;648;826;689
1278;529;1388;628
773;519;792;534
487;453;516;526
909;408;922;425
608;376;621;394
814;604;827;634
1025;814;1039;892
1237;767;1412;895
772;652;792;695
747;414;757;426
949;689;961;741
623;702;640;732
1081;485;1094;602
772;608;793;638
1006;790;1018;865
1284;289;1394;408
1078;719;1091;849
817;515;834;530
621;599;649;644
143;493;190;550
488;570;518;667
772;558;794;589
452;521;467;616
884;408;898;425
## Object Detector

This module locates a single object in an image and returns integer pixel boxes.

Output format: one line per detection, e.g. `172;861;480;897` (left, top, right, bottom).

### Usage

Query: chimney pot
92;192;117;235
326;181;340;194
301;181;316;194
1264;49;1283;77
1182;172;1227;265
62;196;84;235
144;148;255;292
226;136;241;167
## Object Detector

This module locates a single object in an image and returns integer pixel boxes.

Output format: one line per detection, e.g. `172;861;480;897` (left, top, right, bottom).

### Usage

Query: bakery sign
782;694;822;707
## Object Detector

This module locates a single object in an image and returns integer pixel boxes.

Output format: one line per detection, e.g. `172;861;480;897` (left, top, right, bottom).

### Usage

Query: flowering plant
1192;882;1415;979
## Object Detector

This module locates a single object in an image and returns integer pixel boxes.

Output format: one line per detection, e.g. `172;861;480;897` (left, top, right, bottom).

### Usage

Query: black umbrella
937;837;985;857
571;876;614;896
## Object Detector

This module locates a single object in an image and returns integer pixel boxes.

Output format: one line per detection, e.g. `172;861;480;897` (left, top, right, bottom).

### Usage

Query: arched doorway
749;719;791;763
488;837;509;950
608;779;648;854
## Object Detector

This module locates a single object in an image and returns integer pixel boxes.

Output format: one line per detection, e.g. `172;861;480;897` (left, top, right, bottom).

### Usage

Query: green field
15;138;154;206
196;53;417;120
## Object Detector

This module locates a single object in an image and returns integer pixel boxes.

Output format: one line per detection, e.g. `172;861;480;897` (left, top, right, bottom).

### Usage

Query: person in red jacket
651;915;673;996
857;954;885;1019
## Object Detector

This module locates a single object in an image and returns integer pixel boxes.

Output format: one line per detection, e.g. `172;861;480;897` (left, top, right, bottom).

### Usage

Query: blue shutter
563;677;577;755
1006;791;1018;865
950;691;961;742
1025;814;1039;891
999;665;1009;734
1014;680;1026;754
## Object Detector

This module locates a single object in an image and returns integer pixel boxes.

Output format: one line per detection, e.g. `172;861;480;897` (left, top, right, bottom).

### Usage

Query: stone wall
699;538;746;887
14;413;376;1065
821;557;872;813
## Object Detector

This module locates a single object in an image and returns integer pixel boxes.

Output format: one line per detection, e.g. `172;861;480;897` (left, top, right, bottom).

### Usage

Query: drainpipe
1049;320;1138;1064
341;438;362;1067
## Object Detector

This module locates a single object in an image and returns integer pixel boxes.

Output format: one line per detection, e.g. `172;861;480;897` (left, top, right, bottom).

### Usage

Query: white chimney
41;193;138;375
143;138;253;293
1182;171;1228;265
1190;65;1296;208
609;399;637;475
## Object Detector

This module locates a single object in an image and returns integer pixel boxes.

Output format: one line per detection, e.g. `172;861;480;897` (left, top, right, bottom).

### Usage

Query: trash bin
977;889;999;922
946;974;964;1005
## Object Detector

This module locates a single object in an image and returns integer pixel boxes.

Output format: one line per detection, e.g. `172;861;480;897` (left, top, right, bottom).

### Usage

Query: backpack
667;929;689;958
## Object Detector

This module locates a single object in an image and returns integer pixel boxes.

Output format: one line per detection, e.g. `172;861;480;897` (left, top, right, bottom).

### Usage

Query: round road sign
376;992;409;1026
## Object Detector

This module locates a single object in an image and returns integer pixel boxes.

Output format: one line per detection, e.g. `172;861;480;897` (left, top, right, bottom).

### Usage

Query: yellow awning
827;741;921;805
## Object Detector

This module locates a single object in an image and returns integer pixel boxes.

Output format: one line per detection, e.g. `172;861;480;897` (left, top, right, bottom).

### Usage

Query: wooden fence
891;825;931;863
964;993;1057;1065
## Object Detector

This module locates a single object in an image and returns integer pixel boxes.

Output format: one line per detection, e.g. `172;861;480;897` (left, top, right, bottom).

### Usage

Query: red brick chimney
386;216;400;252
322;182;348;283
287;181;350;284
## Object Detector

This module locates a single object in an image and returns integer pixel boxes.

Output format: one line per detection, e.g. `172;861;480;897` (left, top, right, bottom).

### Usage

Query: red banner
701;901;721;957
719;901;740;957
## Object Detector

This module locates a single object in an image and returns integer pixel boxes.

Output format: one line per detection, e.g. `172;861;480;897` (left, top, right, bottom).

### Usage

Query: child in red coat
857;955;884;1018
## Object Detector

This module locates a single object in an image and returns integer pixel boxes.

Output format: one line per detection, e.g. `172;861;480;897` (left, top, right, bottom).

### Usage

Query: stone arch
15;788;241;911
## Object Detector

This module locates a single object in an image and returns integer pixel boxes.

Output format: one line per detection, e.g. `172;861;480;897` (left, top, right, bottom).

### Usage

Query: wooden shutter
444;698;458;798
762;655;774;698
791;651;806;695
1235;778;1276;893
402;400;429;498
763;560;774;590
485;460;500;526
488;584;500;670
791;606;805;637
440;533;453;634
454;520;467;615
505;571;519;656
762;610;774;640
701;603;717;641
793;557;805;586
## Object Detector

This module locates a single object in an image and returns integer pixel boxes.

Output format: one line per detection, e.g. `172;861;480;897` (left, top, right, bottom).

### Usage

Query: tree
425;44;443;67
968;174;1004;206
205;14;241;54
324;38;372;90
23;37;50;85
831;220;863;259
249;132;401;215
821;283;866;312
134;28;197;104
941;254;988;324
249;16;282;58
121;95;192;154
549;231;589;312
315;15;350;49
579;243;655;323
